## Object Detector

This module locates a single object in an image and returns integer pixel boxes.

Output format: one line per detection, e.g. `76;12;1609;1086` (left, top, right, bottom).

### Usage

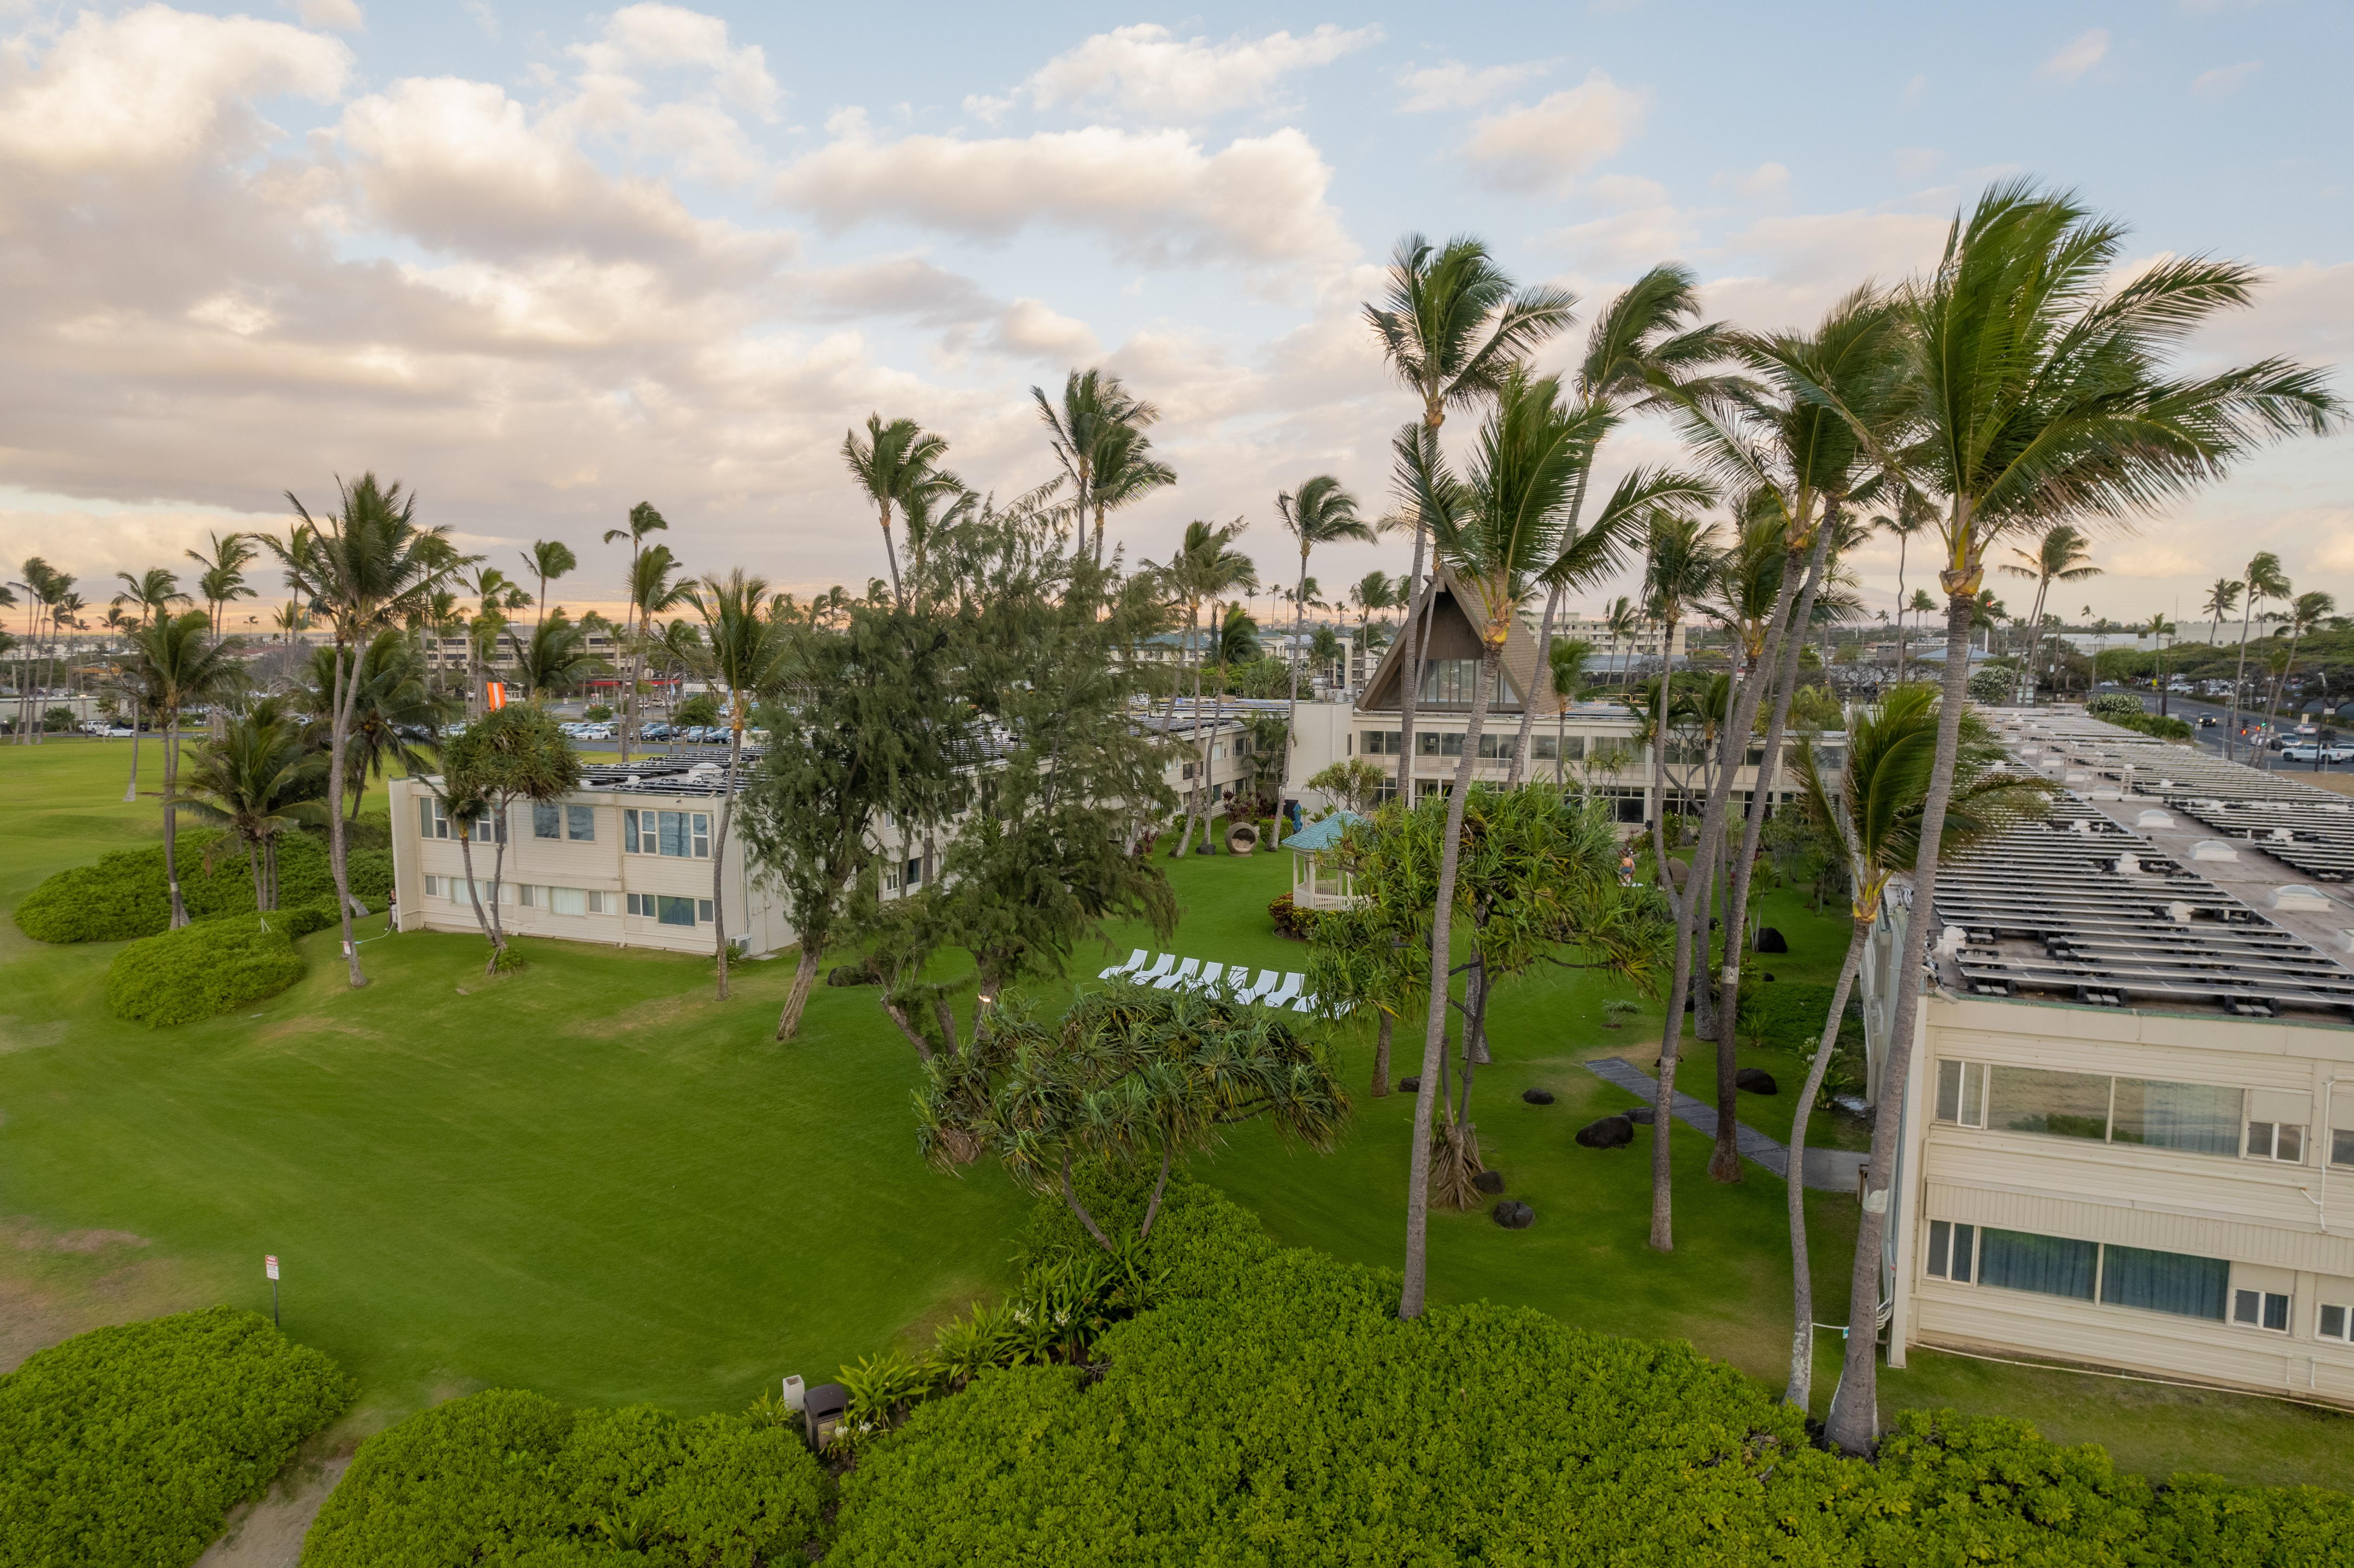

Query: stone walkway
1583;1058;1868;1193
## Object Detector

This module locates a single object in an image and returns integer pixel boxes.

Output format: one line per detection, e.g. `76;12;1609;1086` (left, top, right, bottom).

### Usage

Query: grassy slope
3;741;2350;1486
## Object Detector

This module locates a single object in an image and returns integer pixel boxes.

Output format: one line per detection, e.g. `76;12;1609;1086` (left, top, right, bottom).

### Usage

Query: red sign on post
484;681;508;711
265;1254;279;1280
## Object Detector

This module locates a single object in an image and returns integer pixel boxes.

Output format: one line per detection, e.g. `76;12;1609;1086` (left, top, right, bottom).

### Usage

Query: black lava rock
1736;1067;1779;1095
1521;1087;1555;1106
1575;1115;1635;1150
1399;1076;1420;1093
1473;1169;1506;1195
825;964;877;987
1492;1199;1534;1229
1624;1105;1656;1125
1754;926;1789;954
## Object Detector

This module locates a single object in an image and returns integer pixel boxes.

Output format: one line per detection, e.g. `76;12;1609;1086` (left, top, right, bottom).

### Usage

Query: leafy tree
2262;590;2336;745
1545;637;1592;782
1032;368;1167;561
2200;576;2241;650
672;692;721;727
917;986;1346;1252
123;611;239;928
1305;758;1385;814
185;531;257;636
177;700;323;913
439;705;579;972
1827;181;2343;1454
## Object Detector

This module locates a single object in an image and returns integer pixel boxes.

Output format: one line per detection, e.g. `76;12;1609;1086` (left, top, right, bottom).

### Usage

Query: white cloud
1721;161;1790;202
571;3;779;119
2191;61;2260;98
1396;59;1551;113
774;125;1351;267
465;1;498;40
990;23;1380;123
2036;29;2109;84
1461;71;1647;193
296;0;364;30
0;5;350;173
986;299;1101;363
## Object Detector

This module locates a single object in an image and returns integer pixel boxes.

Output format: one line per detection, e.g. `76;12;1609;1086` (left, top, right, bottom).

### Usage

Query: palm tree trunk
1287;548;1307;797
328;637;367;986
123;719;142;803
879;503;903;608
1392;523;1433;809
1646;630;1674;896
1399;642;1497;1318
264;835;280;912
713;718;741;1000
2226;595;2258;761
1894;538;1910;690
2264;630;2301;755
1825;586;1975;1455
1371;1010;1392;1097
163;711;187;929
1710;527;1833;1182
248;840;265;918
1786;915;1869;1411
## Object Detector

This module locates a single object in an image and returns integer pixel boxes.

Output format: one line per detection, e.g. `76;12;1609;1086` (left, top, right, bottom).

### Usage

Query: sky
1;0;2348;633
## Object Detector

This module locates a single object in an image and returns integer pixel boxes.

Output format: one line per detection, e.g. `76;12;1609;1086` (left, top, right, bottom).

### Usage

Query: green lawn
3;739;2351;1489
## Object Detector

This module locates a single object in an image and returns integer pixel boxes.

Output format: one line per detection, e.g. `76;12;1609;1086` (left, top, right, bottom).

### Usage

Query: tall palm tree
1874;485;1937;688
504;611;603;704
2263;590;2336;745
305;632;448;820
16;561;78;747
1162;520;1255;857
1391;367;1613;1319
1547;637;1592;786
1639;517;1721;894
684;570;793;1001
1825;181;2344;1455
1997;523;2100;703
843;415;959;604
270;473;457;986
185;532;256;636
521;540;578;632
113;567;189;630
1600;594;1640;688
464;566;529;718
1364;234;1575;811
603;502;669;761
125;610;239;928
1032;369;1164;560
2201;577;2242;650
1782;689;2051;1412
1348;570;1402;692
1084;414;1176;562
179;702;324;913
2143;613;2176;717
2224;551;2292;760
1276;475;1375;781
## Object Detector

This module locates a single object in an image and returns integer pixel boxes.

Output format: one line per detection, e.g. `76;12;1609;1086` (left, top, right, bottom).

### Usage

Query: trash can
802;1382;847;1451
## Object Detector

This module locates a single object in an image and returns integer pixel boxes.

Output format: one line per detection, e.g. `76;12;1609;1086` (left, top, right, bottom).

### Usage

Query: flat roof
1927;710;2354;1026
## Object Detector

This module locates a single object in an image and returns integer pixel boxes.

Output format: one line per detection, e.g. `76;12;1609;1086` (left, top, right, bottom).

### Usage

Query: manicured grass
5;743;2350;1490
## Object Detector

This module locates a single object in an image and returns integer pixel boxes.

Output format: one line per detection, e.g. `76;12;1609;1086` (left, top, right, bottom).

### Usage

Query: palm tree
1347;570;1402;692
1547;637;1592;785
1390;367;1603;1319
1825;181;2344;1456
305;632;448;820
684;570;792;1000
112;567;189;631
271;600;310;646
521;540;578;632
1364;234;1575;811
603;502;669;761
1276;475;1375;781
1874;486;1937;688
1084;414;1177;562
124;610;239;928
1600;594;1640;688
179;702;324;913
1997;523;2100;703
1162;520;1255;857
2145;613;2176;717
1783;689;2051;1411
15;561;78;747
2201;577;2242;650
843;415;959;604
504;612;602;703
270;473;457;986
1638;517;1721;896
1032;369;1165;560
463;566;528;718
2263;590;2336;746
185;532;256;636
623;544;688;761
2224;551;2292;760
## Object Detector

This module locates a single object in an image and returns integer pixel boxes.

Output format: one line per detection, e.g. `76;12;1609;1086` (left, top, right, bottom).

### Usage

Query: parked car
641;723;674;742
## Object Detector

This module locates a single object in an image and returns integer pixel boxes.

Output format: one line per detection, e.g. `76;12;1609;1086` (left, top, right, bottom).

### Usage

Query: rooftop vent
2192;839;2238;862
2136;808;2175;829
2273;885;2332;912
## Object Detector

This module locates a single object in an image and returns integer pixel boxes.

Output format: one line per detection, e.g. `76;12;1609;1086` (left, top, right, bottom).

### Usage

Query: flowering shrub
1268;891;1318;939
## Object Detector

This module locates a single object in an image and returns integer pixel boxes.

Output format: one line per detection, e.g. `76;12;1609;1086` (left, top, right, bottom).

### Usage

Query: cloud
296;0;364;29
570;3;779;119
2191;61;2260;97
555;3;780;183
1396;59;1550;113
988;23;1380;123
774;125;1351;267
985;299;1100;363
1720;161;1790;202
0;4;350;173
2036;29;2108;84
1460;71;1647;193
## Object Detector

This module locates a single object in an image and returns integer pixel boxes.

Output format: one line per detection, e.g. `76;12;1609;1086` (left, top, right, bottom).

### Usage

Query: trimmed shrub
0;1306;350;1568
1267;891;1318;940
301;1388;829;1566
14;830;391;944
2086;692;2144;721
832;1189;2354;1566
264;903;337;941
105;921;307;1027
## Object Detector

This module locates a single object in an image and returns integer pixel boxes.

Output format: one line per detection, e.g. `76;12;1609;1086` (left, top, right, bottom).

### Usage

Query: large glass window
2111;1080;2243;1156
1937;1060;1989;1128
1362;730;1402;756
1925;1220;1977;1283
548;886;588;916
420;798;451;840
2233;1288;2291;1332
1416;731;1465;757
2098;1244;2228;1321
2247;1121;2307;1163
622;809;711;858
1977;1229;2097;1301
1987;1066;2109;1141
1418;659;1483;705
534;802;563;839
566;804;595;841
2336;1129;2354;1168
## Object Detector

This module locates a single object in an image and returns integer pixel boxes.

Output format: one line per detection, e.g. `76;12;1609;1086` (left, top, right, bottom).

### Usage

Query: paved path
1583;1058;1868;1193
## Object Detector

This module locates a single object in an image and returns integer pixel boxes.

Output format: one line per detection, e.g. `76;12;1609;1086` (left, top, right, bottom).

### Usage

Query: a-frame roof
1359;563;1563;716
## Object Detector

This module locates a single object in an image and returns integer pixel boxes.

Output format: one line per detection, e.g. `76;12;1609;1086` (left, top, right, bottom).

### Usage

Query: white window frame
2319;1301;2352;1343
2246;1120;2308;1164
1936;1059;1990;1129
2232;1286;2292;1333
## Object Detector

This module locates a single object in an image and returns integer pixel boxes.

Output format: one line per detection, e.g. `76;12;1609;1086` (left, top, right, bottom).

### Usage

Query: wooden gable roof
1358;563;1564;716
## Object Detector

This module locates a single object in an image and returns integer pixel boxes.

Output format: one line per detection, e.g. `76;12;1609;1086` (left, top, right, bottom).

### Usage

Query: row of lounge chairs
1096;950;1342;1014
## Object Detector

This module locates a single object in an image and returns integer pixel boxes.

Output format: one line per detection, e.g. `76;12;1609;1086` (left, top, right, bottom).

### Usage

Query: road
2122;690;2349;775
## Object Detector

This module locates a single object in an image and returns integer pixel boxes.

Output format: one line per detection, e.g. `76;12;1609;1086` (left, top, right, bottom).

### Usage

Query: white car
2281;743;2354;764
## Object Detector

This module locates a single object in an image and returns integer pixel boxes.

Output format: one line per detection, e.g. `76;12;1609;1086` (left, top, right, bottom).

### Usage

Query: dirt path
196;1456;350;1568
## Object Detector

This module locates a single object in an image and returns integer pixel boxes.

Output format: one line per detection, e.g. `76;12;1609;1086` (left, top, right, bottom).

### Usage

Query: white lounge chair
1222;964;1254;1000
1236;968;1279;1003
1099;948;1148;980
1155;957;1201;991
1261;971;1303;1008
1192;962;1225;994
1133;953;1176;986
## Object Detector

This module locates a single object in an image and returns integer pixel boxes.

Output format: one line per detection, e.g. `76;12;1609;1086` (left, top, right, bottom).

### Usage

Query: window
1476;733;1517;760
567;804;595;842
1977;1229;2096;1301
2320;1303;2352;1343
586;890;613;915
2233;1288;2291;1332
884;862;901;893
1925;1220;1977;1283
627;893;647;917
1418;659;1483;705
517;884;537;908
1362;730;1402;756
1181;762;1197;780
905;857;924;890
534;803;563;840
697;898;714;923
2111;1079;2244;1157
2098;1244;2228;1321
1936;1060;1990;1128
423;875;441;898
1416;731;1465;757
1373;778;1398;806
1525;735;1582;762
2337;1129;2354;1169
1987;1065;2110;1141
419;798;452;840
2247;1120;2307;1163
622;809;711;858
549;887;588;916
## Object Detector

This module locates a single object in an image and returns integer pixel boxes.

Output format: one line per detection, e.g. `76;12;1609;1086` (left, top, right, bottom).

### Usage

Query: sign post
265;1254;279;1326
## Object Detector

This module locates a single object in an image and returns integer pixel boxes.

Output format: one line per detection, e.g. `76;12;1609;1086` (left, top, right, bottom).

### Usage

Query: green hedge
830;1182;2354;1566
301;1388;828;1566
0;1307;351;1568
105;921;308;1027
14;828;391;944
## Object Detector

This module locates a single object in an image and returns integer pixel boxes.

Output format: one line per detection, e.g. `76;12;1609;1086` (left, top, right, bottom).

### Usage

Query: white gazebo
1281;810;1365;911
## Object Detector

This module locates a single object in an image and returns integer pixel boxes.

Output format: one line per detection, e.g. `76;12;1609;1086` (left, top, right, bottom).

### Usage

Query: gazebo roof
1282;810;1364;852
